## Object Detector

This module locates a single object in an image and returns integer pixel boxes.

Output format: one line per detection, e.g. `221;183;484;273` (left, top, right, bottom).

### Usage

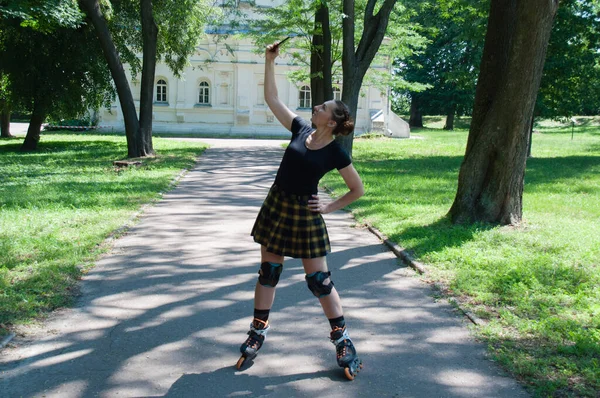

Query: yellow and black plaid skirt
251;184;331;259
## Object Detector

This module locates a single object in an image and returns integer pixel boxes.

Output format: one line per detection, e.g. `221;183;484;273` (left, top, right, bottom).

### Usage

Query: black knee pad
258;262;283;287
306;271;334;298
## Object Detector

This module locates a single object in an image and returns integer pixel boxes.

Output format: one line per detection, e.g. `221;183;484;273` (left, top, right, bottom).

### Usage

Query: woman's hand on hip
308;195;330;214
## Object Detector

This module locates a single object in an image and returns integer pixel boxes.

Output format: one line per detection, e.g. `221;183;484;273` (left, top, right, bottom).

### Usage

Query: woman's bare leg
237;246;284;368
254;246;284;310
301;256;343;318
302;256;361;378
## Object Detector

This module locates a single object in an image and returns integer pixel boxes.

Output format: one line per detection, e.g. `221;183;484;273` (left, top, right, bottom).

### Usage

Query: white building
99;2;409;138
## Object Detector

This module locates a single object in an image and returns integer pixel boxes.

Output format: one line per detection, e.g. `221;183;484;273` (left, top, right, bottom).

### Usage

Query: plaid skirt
251;184;331;259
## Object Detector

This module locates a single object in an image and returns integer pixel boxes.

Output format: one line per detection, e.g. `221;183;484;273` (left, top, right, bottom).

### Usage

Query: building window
299;85;311;108
198;81;210;104
156;79;167;103
333;86;341;101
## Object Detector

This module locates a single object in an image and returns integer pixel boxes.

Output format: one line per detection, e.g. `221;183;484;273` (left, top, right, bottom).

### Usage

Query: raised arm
265;42;297;131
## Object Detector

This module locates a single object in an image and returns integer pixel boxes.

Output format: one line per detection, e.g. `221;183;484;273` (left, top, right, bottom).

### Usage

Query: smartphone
277;36;291;47
271;36;291;51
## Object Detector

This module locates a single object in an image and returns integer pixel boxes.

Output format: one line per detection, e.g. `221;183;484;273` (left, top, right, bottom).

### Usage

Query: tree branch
342;0;356;80
355;0;396;71
364;0;377;20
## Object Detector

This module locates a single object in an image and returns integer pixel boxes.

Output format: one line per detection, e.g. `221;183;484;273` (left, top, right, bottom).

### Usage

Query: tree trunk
310;3;333;109
337;0;397;157
137;0;157;157
449;0;559;225
0;100;11;138
408;94;423;128
443;103;456;130
336;81;361;155
80;0;140;158
21;101;45;151
527;116;534;158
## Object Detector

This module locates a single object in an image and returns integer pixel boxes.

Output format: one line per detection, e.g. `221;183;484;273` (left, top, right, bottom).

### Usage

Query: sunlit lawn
0;134;208;329
323;121;600;397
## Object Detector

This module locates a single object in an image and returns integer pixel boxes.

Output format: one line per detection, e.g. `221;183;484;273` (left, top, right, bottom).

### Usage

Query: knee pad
306;271;334;298
258;262;283;287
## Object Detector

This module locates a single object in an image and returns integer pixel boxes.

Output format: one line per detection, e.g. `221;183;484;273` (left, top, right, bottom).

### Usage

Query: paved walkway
0;139;528;397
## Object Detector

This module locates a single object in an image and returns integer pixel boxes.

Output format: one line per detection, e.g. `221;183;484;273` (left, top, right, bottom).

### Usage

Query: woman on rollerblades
236;40;365;380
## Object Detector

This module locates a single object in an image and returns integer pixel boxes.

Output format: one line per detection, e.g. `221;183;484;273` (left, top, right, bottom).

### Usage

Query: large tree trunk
80;0;141;158
21;101;45;150
443;103;456;130
449;0;559;225
527;116;534;158
408;94;423;128
337;0;358;156
0;100;11;138
310;3;333;109
137;0;157;157
337;0;397;156
339;81;361;147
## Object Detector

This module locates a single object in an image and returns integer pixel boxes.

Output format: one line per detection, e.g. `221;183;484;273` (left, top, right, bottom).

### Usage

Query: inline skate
330;326;362;380
236;318;270;370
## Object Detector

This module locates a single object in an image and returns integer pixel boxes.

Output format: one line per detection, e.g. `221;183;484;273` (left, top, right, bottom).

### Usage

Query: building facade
99;3;409;138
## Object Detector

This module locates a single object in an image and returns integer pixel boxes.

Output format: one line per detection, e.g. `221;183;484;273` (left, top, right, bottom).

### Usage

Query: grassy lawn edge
0;134;209;334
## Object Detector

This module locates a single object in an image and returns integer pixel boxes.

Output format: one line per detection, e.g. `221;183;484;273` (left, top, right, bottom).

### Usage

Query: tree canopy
0;0;114;148
399;0;600;124
99;0;214;79
537;0;600;118
0;0;82;29
245;0;425;95
398;0;489;128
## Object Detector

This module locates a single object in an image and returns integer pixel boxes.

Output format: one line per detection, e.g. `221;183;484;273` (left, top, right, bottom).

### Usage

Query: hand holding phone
269;36;291;52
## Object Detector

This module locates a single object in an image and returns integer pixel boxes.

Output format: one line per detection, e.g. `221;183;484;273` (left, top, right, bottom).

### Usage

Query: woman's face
311;100;337;128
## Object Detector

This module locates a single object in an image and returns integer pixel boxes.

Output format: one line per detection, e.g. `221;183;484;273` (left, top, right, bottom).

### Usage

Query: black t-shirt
274;117;352;195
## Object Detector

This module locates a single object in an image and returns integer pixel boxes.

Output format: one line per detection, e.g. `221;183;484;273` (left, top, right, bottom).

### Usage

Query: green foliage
0;72;9;108
0;0;83;30
362;0;429;94
0;19;114;123
537;0;600;118
322;122;600;396
242;0;426;90
156;0;216;76
400;0;600;120
0;134;208;325
397;0;489;116
243;0;342;85
107;0;218;79
0;2;91;119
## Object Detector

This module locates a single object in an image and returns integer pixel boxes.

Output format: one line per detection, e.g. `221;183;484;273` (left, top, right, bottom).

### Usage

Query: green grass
322;123;600;397
0;133;208;331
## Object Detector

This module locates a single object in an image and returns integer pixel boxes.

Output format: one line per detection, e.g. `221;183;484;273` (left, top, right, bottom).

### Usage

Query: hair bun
332;100;355;136
341;119;355;136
